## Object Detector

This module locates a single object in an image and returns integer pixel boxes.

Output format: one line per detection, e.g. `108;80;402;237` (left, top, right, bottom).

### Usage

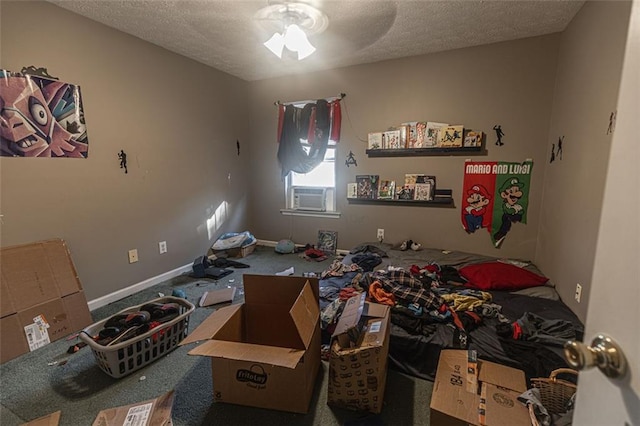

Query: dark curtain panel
277;99;330;179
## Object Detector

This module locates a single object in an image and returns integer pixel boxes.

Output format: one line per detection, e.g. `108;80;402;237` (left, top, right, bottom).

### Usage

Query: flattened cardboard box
21;410;61;426
430;350;530;426
1;291;93;363
328;298;391;414
181;274;320;414
0;239;91;364
1;239;84;317
92;390;175;426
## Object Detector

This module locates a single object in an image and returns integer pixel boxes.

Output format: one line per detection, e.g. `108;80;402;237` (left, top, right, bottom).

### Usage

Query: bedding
324;243;583;385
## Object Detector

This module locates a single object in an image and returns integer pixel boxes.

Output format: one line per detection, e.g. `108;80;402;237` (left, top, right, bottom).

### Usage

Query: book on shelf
402;122;418;148
356;175;380;199
377;180;395;199
382;130;402;149
414;122;428;148
414;175;436;201
368;132;383;150
425;122;448;147
463;130;483;147
437;125;464;147
398;174;419;200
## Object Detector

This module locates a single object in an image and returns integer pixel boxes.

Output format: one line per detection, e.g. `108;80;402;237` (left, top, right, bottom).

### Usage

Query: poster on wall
461;160;534;247
0;69;89;158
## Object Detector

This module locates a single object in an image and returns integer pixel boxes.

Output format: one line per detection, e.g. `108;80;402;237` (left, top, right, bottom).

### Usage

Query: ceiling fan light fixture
257;1;327;60
283;24;316;59
264;32;285;58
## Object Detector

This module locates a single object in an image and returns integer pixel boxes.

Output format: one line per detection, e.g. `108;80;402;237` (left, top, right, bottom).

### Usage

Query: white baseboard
87;263;193;311
257;239;349;255
88;241;349;311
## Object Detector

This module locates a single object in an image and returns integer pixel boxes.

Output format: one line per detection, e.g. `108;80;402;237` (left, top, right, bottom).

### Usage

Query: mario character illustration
493;177;525;245
464;184;491;233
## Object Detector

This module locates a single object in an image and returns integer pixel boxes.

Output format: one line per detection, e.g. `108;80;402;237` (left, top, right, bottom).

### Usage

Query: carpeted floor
0;245;433;425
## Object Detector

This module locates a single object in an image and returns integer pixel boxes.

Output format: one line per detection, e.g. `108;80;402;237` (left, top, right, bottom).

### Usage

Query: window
284;140;337;214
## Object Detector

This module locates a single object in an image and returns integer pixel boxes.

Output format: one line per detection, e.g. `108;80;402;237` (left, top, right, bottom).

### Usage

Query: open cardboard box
1;239;92;363
181;274;321;414
92;390;175;426
327;293;391;414
430;350;530;426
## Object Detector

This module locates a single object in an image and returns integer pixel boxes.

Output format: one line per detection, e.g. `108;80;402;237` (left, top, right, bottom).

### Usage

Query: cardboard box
208;241;257;259
430;350;530;426
181;274;320;414
21;411;61;426
228;241;256;258
1;291;93;363
0;239;92;363
92;390;175;426
328;295;391;414
1;239;83;317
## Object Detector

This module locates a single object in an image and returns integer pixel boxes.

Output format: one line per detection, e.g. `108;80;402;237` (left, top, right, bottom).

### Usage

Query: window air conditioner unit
292;187;326;211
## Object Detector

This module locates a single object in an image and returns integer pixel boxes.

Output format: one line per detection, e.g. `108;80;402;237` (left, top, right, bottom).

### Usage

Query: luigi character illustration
464;184;491;233
493;177;525;244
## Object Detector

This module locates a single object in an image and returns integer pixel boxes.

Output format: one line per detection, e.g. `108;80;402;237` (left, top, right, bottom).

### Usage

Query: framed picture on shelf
425;122;448;147
377;180;395;199
368;132;383;150
356;175;379;199
463;130;483;147
347;183;358;198
317;230;338;254
414;175;436;201
437;125;464;147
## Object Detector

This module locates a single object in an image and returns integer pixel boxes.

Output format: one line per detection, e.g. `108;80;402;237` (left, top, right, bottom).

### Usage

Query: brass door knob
564;334;627;379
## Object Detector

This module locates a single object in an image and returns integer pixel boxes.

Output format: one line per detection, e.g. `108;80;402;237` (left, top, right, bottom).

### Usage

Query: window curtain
276;99;342;179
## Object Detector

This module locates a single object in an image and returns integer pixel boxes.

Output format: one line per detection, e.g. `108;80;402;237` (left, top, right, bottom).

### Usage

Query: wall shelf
347;189;455;208
365;146;485;157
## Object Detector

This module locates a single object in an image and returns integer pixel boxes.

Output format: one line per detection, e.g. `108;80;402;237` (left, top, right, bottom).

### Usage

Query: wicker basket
531;368;578;414
80;296;195;378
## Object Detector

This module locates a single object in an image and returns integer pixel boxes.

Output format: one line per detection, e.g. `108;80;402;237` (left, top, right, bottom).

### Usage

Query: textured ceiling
47;0;585;81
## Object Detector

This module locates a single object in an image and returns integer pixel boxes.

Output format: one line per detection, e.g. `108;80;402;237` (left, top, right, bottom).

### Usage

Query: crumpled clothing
479;302;511;323
321;259;362;279
351;253;382;272
320;298;345;330
339;287;360;301
441;291;492;312
349;244;388;257
364;269;444;311
369;281;396;306
517;388;550;426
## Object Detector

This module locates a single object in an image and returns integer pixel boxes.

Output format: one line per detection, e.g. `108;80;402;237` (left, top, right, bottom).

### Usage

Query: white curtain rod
274;93;346;106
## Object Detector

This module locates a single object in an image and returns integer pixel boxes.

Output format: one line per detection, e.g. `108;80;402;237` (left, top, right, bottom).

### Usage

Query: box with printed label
181;274;321;414
327;295;391;414
430;350;530;426
0;239;92;364
92;390;175;426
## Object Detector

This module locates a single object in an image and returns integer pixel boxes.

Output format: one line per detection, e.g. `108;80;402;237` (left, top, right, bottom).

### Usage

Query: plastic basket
530;368;578;414
80;296;195;378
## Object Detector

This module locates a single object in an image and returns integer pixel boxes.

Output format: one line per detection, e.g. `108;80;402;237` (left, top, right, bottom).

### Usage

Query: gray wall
0;1;250;301
247;35;560;261
536;1;632;321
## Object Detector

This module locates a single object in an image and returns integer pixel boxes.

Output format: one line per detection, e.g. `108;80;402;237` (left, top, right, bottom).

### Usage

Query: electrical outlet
377;228;384;241
159;241;167;254
128;249;139;263
575;283;582;303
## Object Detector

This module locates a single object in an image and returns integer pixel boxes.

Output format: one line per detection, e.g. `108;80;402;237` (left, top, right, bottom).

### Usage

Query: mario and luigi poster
461;160;533;247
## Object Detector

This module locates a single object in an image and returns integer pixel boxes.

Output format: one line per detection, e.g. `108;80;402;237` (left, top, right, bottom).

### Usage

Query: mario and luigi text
461;161;533;247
